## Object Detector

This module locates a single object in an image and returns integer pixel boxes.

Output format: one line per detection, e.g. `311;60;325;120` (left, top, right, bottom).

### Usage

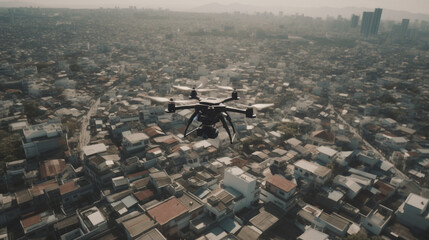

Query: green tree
276;122;299;140
242;136;264;154
0;130;25;171
24;100;41;123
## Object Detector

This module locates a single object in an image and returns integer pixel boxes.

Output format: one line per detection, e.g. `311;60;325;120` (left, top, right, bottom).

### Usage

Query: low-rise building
260;174;297;212
293;159;332;185
396;193;429;232
223;167;259;212
77;206;108;238
20;211;57;237
122;132;150;154
22;123;67;159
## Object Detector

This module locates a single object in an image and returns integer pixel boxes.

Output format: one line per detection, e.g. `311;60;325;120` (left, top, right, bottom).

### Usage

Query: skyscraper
351;14;359;28
361;12;374;37
401;19;410;36
360;8;383;37
369;8;383;36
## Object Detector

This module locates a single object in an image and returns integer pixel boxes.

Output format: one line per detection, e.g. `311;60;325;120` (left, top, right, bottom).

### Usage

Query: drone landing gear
185;125;219;139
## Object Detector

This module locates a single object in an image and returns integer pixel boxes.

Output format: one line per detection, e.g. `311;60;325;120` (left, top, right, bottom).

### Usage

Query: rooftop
83;143;108;156
317;146;338;157
124;133;149;144
147;197;188;225
405;193;429;211
294;159;331;177
21;214;41;228
39;159;66;178
266;174;297;193
136;228;166;240
59;181;79;195
298;228;328;240
122;213;157;239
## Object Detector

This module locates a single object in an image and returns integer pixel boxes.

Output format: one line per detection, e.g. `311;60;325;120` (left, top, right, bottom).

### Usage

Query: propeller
173;85;216;92
237;103;275;110
144;96;196;104
216;85;248;92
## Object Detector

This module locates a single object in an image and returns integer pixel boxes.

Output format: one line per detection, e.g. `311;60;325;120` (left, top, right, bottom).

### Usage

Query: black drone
146;85;273;143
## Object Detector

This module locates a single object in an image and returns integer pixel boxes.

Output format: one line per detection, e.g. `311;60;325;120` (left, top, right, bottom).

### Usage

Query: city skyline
1;0;429;15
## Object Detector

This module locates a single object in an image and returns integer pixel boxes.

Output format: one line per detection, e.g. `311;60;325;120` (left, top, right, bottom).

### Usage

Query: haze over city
0;0;429;240
1;0;429;15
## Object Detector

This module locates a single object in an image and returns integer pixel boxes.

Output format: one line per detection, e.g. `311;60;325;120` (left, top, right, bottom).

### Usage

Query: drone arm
224;107;256;118
166;104;197;113
221;91;239;104
221;97;235;104
220;115;235;143
184;111;199;137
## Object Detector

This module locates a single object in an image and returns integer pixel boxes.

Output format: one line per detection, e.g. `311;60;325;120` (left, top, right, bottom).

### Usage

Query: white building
375;134;408;151
298;228;328;240
293;159;332;185
362;207;392;235
223;167;259;212
260;174;297;212
22;123;67;159
122;133;149;154
333;175;362;199
317;146;338;164
396;193;429;231
77;206;108;238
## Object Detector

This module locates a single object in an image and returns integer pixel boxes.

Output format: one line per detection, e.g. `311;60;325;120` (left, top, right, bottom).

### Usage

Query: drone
145;85;274;143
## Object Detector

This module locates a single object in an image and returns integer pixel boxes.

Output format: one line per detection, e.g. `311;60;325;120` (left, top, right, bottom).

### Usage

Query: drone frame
165;89;256;143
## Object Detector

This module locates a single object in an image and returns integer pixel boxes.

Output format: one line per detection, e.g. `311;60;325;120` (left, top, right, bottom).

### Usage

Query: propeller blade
216;85;248;92
252;103;274;110
146;96;170;103
236;103;275;110
145;96;196;104
196;88;217;92
173;85;193;91
173;85;216;92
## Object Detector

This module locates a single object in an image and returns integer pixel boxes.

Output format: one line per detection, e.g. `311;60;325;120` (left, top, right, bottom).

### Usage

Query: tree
0;130;25;171
242;136;264;154
24;100;41;123
276;122;299;140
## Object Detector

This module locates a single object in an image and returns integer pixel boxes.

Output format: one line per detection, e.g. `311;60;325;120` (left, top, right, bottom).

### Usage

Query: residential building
122;132;150;154
20;211;57;237
260;174;297;212
396;193;429;231
293;159;332;185
22;123;67;159
77;206;108;238
223;167;259;212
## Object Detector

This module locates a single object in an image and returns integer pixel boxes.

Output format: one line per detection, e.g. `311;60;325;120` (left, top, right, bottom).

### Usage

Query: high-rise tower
360;8;383;37
369;8;383;36
361;12;373;37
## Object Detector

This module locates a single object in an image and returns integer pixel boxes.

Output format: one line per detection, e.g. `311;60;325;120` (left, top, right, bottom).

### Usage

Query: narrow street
78;98;100;159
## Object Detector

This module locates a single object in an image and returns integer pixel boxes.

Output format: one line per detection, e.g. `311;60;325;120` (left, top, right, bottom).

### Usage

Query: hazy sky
3;0;429;14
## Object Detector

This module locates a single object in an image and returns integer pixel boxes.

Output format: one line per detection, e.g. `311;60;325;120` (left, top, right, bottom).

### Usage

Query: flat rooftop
147;197;188;225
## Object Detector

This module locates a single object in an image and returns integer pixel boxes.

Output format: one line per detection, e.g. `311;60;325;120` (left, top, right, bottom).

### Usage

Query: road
328;104;408;179
78;98;100;159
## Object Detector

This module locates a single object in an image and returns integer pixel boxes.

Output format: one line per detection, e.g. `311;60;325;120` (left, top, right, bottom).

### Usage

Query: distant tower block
351;14;359;28
401;19;410;36
361;8;383;37
361;11;373;37
369;8;383;36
